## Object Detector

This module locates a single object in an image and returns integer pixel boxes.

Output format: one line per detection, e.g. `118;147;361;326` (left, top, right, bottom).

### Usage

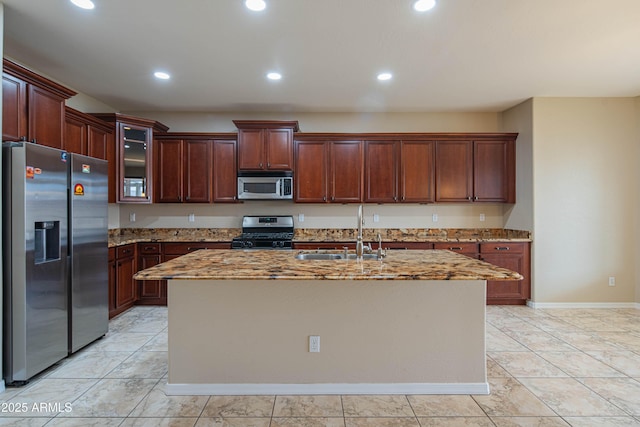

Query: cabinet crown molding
294;132;518;140
91;112;170;132
3;58;77;99
233;120;300;132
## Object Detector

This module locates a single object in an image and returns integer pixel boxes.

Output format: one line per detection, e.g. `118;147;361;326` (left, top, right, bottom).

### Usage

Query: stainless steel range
231;215;294;249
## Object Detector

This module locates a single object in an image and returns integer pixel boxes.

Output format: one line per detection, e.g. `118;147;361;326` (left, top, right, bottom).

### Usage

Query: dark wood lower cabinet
427;241;531;305
109;244;137;319
480;242;530;305
109;240;529;316
136;243;165;305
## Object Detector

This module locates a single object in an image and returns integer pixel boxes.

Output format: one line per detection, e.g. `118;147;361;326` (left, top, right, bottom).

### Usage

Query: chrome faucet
376;232;386;259
356;204;364;259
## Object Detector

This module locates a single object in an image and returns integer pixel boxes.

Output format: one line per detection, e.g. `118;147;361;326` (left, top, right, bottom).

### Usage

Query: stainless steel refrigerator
2;142;108;385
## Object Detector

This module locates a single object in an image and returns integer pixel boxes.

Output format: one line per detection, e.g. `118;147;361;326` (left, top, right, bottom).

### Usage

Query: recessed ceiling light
413;0;436;12
267;72;282;80
377;72;393;81
70;0;95;10
154;71;171;80
245;0;266;12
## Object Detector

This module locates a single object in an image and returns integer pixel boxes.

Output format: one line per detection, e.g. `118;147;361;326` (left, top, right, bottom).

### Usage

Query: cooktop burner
232;216;294;249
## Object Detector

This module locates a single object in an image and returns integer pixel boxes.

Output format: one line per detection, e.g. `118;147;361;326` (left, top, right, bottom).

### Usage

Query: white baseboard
527;301;639;309
165;382;490;396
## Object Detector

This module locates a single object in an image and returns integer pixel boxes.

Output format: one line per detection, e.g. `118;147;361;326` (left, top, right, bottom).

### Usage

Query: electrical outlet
479;213;485;222
188;213;195;223
309;335;320;352
129;212;136;222
432;213;438;222
298;213;304;222
608;276;616;286
373;214;380;223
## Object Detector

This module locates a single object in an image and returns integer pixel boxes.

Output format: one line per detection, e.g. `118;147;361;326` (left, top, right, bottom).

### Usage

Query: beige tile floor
0;305;639;426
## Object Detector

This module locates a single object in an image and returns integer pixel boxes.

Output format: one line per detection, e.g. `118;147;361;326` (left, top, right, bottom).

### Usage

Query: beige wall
118;202;507;230
636;97;640;303
501;100;535;298
531;98;638;303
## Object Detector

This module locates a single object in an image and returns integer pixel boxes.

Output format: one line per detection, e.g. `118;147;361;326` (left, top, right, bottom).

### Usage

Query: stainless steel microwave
237;172;293;200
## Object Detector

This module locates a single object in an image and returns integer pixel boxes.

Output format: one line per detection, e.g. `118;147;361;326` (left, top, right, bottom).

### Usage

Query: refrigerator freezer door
69;154;109;353
2;142;69;383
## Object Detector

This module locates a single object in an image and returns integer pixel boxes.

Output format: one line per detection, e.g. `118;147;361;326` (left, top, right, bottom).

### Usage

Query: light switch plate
309;335;320;352
298;213;305;222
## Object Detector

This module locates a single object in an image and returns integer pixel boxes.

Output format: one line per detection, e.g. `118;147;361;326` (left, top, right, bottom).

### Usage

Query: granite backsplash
109;227;531;247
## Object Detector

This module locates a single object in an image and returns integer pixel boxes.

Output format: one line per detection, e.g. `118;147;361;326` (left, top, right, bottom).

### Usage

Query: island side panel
167;279;486;394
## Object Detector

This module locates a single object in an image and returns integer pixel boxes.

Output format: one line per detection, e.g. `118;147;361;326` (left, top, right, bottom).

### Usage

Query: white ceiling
3;0;640;113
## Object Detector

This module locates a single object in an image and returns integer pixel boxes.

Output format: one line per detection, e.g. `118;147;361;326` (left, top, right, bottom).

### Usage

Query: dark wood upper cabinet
64;106;114;157
212;139;238;202
64;112;86;155
2;72;27;142
155;138;184;203
3;59;76;148
364;139;434;203
435;138;515;203
295;140;328;202
184;140;213;203
400;140;435;203
330;141;363;203
93;113;169;204
435;140;474;202
155;138;212;203
64;107;115;202
474;140;515;203
154;133;238;204
234;120;299;171
295;139;363;203
365;140;398;203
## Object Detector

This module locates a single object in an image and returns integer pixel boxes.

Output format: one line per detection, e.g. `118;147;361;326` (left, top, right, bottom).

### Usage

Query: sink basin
295;252;382;261
295;253;344;260
344;253;381;260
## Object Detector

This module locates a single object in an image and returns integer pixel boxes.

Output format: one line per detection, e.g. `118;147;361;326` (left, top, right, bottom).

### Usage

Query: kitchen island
134;249;522;395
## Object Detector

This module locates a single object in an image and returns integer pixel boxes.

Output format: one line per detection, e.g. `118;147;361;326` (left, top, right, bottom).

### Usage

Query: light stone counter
133;249;522;281
134;249;522;396
109;227;531;247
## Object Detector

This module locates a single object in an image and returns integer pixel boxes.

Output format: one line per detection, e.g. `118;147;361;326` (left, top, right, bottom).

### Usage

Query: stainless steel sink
295;253;344;260
344;253;380;260
295;252;381;261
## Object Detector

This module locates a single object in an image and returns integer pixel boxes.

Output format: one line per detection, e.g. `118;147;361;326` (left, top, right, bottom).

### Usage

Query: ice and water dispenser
34;221;61;264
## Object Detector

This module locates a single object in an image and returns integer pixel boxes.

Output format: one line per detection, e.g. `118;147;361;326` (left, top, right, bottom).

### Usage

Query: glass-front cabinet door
119;123;152;202
90;113;169;203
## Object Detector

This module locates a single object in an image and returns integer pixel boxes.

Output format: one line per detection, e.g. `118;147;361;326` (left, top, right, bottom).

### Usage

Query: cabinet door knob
259;162;263;168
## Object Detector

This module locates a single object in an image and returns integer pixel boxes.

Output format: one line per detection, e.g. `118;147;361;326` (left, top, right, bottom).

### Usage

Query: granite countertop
133;249;523;281
109;228;531;247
